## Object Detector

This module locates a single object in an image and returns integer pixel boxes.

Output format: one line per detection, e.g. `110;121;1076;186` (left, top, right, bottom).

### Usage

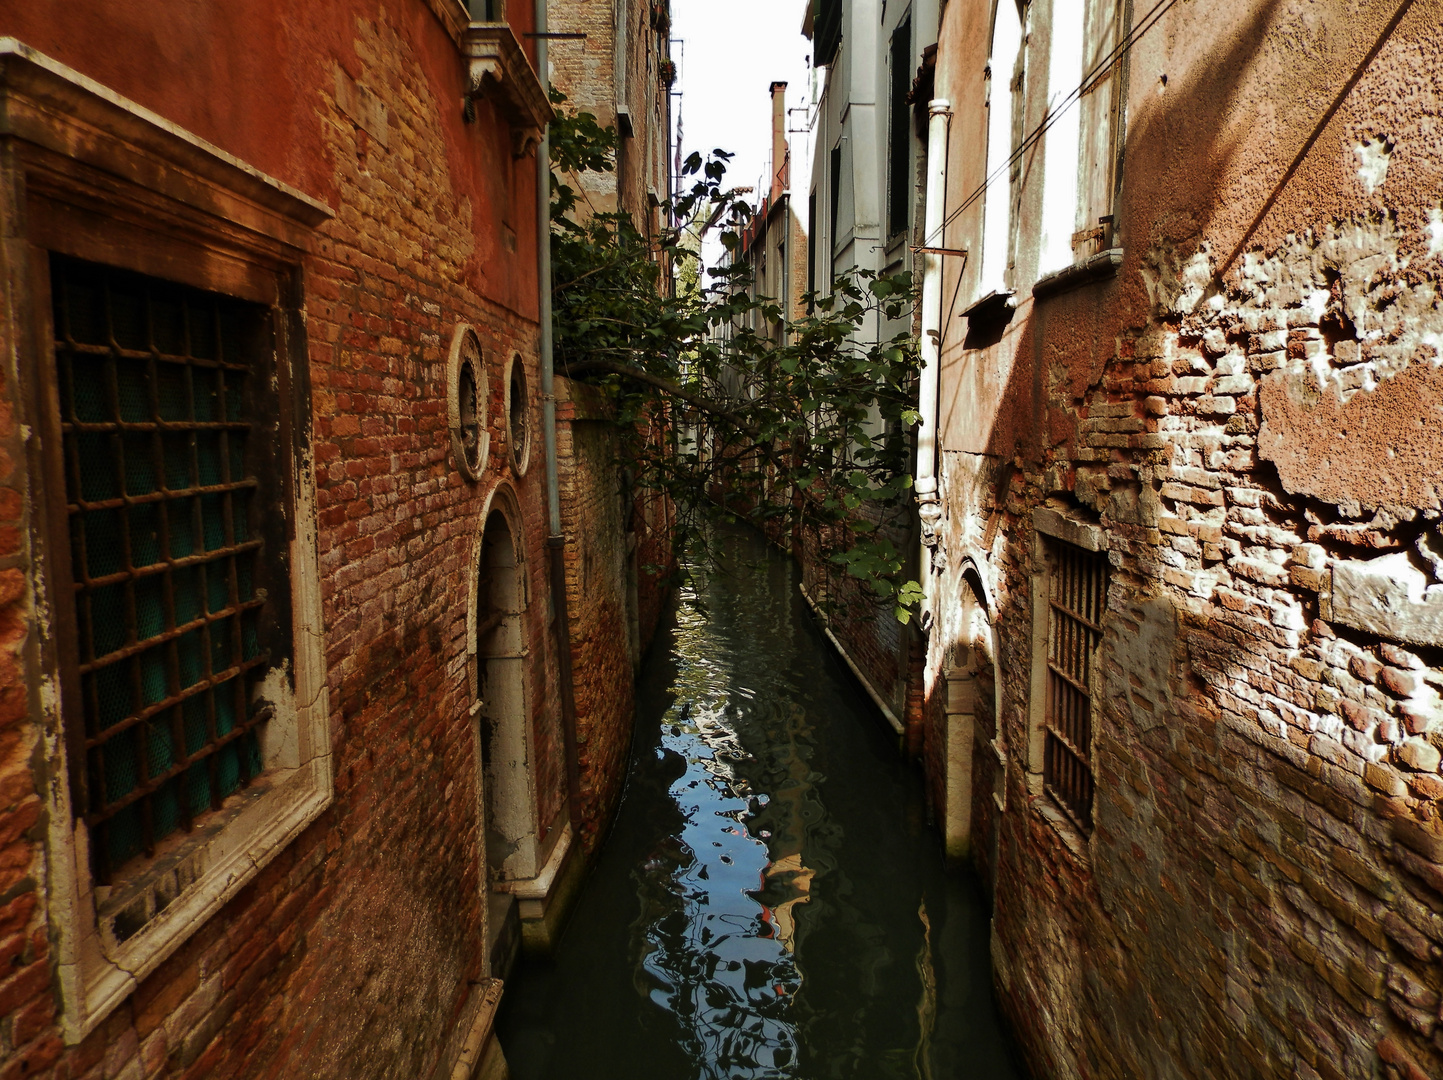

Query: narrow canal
495;530;1023;1079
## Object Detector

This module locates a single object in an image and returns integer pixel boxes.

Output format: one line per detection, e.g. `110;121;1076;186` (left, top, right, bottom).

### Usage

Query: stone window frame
448;324;490;482
1027;505;1107;861
503;352;531;477
465;482;543;887
0;40;333;1041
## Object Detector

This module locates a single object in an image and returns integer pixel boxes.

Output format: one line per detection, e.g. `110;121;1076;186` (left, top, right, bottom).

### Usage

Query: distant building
801;0;941;747
722;82;810;344
548;0;676;239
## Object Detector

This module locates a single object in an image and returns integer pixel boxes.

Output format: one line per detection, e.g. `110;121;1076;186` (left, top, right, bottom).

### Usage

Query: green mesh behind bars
52;257;269;880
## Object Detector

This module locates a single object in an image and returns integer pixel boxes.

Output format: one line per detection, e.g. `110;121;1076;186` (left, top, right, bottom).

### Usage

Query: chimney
770;81;789;201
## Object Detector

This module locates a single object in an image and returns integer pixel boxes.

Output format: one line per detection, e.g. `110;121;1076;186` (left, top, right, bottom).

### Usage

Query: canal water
495;531;1023;1079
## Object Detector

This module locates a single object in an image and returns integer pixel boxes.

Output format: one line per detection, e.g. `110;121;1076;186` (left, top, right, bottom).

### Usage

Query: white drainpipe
916;98;952;613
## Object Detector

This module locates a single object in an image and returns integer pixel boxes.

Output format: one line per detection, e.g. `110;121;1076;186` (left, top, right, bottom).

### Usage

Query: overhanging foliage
549;91;925;621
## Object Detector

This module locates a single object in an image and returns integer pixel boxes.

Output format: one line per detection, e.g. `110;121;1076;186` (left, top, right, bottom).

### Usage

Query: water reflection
496;532;1022;1080
634;591;811;1076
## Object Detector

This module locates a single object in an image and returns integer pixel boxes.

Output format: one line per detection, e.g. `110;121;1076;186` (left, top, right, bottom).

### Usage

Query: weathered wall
921;0;1443;1077
545;0;676;857
0;2;565;1077
553;380;673;854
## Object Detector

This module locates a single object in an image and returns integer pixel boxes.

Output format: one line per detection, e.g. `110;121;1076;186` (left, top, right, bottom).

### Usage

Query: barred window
51;256;284;883
1043;539;1107;832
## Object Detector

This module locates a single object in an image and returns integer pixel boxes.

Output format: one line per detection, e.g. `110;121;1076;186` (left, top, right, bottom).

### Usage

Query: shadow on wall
940;0;1443;1077
973;0;1288;465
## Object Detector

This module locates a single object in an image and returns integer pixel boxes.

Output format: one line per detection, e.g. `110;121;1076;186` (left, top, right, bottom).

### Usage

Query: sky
670;0;816;210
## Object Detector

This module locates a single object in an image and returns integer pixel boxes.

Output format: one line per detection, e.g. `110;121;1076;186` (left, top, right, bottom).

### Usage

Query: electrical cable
921;0;1180;248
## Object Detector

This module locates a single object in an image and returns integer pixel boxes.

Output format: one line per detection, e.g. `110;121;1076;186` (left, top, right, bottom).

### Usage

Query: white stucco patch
1224;216;1443;400
1353;137;1393;195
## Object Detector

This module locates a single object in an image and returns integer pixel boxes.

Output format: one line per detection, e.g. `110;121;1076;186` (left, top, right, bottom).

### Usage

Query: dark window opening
1043;539;1106;832
807;191;818;308
458;359;482;469
50;255;284;883
888;17;912;238
813;0;843;66
829;144;843;256
508;357;529;470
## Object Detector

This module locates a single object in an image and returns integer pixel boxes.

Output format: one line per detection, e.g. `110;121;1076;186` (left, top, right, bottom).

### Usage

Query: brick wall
796;522;912;728
546;0;676;857
911;0;1443;1077
0;272;52;1078
0;2;572;1077
554;381;674;854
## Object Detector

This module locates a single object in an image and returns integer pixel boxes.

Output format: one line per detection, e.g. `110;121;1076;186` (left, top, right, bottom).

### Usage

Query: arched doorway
943;567;1004;890
471;503;537;912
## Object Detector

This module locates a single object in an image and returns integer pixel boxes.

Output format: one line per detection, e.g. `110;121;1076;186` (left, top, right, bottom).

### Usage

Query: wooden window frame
1071;0;1128;262
0;40;334;1041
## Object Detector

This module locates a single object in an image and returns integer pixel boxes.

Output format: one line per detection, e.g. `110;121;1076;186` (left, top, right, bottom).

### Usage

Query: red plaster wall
2;0;539;319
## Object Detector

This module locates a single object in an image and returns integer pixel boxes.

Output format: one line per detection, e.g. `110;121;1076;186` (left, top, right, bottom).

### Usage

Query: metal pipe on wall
915;97;951;613
535;0;582;832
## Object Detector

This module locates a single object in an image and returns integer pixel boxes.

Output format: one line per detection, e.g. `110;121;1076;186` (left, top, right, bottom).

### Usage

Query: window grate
51;257;273;883
1044;540;1107;832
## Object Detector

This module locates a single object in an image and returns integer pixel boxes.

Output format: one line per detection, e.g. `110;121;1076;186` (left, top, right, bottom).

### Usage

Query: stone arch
467;484;538;891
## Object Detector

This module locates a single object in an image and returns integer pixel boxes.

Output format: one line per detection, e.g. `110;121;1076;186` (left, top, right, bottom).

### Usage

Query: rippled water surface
496;532;1023;1079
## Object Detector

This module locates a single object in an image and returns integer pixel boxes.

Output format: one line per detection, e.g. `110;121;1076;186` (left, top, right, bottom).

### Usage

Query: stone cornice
0;37;333;247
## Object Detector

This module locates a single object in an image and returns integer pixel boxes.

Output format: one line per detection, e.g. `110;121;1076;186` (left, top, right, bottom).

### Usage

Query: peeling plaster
1238;217;1443;385
1136;216;1443;513
1354;136;1393;194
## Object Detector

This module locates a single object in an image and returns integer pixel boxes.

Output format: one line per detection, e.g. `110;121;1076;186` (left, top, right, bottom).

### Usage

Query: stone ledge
959;287;1016;323
1032;248;1123;300
495;821;571;901
1033;795;1091;865
1033;505;1105;552
1329;552;1443;647
0;37;333;238
435;977;504;1080
462;23;554;157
